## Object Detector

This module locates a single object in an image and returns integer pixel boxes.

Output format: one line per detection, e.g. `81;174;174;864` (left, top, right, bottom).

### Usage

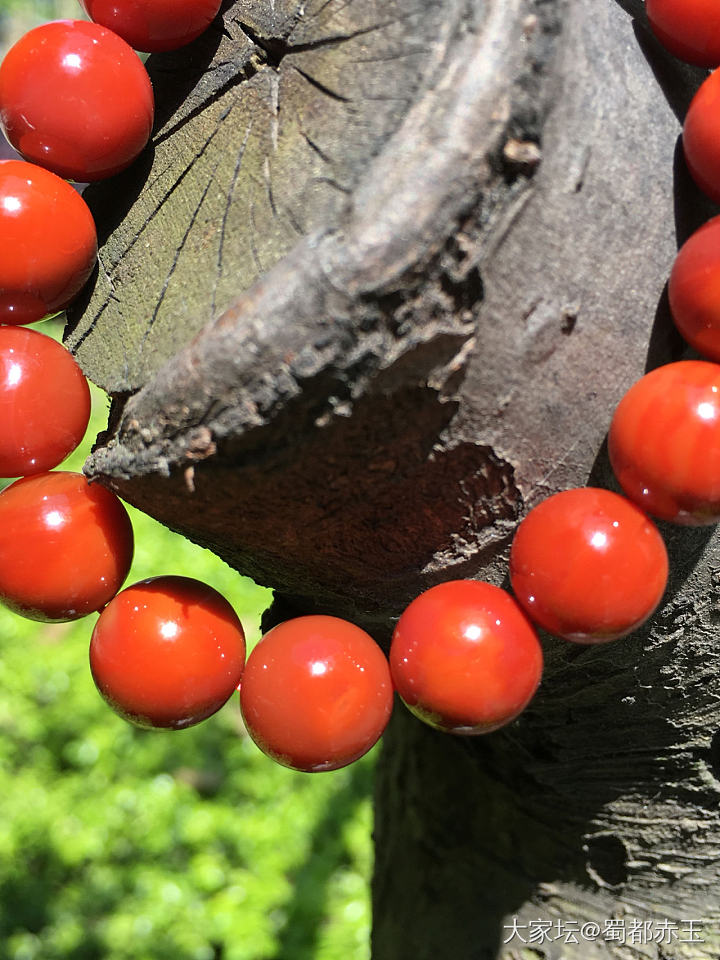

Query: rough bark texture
67;0;720;956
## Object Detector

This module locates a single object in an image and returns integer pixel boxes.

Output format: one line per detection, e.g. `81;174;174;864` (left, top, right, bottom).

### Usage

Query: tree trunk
68;0;720;957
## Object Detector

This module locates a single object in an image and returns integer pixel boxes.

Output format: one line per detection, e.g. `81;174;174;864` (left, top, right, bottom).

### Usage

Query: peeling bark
73;0;556;623
67;0;720;956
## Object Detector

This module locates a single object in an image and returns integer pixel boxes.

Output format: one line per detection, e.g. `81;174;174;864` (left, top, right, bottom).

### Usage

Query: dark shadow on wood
672;137;720;247
147;0;233;134
643;283;686;374
614;0;708;124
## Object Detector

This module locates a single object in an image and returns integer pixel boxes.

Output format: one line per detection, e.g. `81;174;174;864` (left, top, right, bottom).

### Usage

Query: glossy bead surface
0;160;97;324
389;580;542;735
90;576;246;729
669;217;720;362
609;361;720;524
0;471;133;621
80;0;222;53
683;70;720;205
240;616;393;772
0;327;90;477
0;21;154;182
510;488;668;643
646;0;720;67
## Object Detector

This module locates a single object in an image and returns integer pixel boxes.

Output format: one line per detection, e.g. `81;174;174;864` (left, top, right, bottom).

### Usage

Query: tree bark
68;0;720;957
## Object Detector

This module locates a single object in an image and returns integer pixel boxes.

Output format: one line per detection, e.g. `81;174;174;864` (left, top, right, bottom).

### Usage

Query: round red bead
0;471;134;622
510;488;668;643
80;0;222;53
669;217;720;362
0;21;154;182
609;360;720;524
0;327;90;477
240;615;393;772
646;0;720;67
389;580;542;735
683;70;720;205
90;576;246;729
0;160;97;325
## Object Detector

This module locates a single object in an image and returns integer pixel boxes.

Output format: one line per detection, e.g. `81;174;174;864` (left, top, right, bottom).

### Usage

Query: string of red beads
0;3;716;772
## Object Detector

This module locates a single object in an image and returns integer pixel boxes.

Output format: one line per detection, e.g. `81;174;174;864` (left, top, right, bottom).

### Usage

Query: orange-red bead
80;0;222;53
91;576;246;729
609;361;720;524
646;0;720;67
669;217;720;362
510;488;668;643
683;70;720;205
0;21;154;182
0;471;134;622
0;327;90;477
0;160;97;325
241;616;393;771
390;580;542;735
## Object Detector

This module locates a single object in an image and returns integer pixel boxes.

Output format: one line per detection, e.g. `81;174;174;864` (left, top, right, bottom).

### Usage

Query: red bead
0;21;154;182
0;327;90;477
510;488;668;643
609;360;720;524
90;576;246;729
240;616;393;772
669;217;720;362
0;160;97;324
80;0;222;53
389;580;542;735
683;70;720;204
646;0;720;67
0;471;133;621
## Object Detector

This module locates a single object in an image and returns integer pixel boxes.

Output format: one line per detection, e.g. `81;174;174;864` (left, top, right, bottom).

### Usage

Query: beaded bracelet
0;1;718;774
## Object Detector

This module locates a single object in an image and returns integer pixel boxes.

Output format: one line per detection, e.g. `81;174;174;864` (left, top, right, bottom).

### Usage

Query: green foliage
0;0;76;17
0;1;87;55
0;324;374;960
